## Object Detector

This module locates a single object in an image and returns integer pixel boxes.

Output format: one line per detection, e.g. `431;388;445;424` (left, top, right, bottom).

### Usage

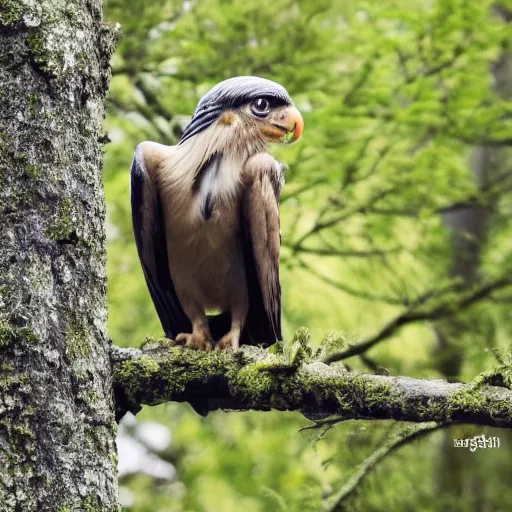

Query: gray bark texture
0;1;118;510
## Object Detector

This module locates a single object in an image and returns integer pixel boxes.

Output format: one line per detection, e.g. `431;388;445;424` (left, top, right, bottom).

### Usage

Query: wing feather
130;143;191;339
241;155;283;346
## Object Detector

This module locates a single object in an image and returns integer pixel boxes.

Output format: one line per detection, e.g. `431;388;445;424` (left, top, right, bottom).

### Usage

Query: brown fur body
134;97;297;350
138;116;272;350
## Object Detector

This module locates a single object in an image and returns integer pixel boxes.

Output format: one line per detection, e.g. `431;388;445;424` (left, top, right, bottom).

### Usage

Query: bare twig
323;277;512;363
325;423;443;511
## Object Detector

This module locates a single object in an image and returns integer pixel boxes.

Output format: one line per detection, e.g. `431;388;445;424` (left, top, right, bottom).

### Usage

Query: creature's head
179;76;304;149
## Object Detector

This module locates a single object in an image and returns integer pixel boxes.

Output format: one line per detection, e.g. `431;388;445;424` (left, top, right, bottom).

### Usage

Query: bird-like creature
130;76;303;351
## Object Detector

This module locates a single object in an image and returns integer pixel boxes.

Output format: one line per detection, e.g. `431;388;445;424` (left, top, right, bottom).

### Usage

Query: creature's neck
158;121;268;219
194;152;242;220
188;120;267;166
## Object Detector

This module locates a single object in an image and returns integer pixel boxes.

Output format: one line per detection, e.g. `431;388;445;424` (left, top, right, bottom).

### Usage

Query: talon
174;333;187;345
174;332;212;351
216;332;240;351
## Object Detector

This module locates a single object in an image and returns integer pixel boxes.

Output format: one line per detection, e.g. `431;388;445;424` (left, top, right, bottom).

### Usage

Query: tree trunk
434;7;512;506
0;1;118;510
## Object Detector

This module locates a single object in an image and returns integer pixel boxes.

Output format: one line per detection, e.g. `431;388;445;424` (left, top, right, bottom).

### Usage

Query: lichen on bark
112;342;512;428
0;0;119;509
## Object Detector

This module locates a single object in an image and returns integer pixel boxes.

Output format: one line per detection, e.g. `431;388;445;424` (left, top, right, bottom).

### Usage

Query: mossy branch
111;341;512;428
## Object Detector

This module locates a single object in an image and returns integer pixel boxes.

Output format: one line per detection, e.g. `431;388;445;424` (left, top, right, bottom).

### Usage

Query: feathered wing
241;156;284;347
130;143;192;339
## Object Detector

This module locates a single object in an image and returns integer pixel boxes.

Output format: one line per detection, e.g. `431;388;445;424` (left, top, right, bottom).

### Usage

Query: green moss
116;355;161;401
82;494;103;512
8;152;40;179
115;345;512;426
284;327;313;365
266;340;284;355
231;362;276;398
352;377;394;409
26;14;84;80
46;197;74;241
27;32;48;64
65;327;90;361
0;321;38;347
63;4;79;23
472;350;512;391
110;450;118;468
0;361;14;372
293;326;312;346
25;162;39;178
136;355;161;376
84;427;104;454
116;347;382;416
444;383;512;426
12;424;35;439
0;149;38;208
59;495;111;512
85;390;100;404
315;331;355;360
0;1;23;25
117;348;231;409
26;30;65;78
22;405;35;417
76;52;90;73
2;413;36;454
140;336;173;351
448;386;482;412
0;374;15;392
27;93;40;114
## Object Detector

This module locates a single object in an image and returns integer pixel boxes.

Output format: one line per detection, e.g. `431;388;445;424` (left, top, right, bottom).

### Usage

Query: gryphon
130;76;304;351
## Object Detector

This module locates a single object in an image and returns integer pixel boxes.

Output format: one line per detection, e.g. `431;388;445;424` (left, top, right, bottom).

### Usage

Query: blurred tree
103;0;512;510
2;0;510;510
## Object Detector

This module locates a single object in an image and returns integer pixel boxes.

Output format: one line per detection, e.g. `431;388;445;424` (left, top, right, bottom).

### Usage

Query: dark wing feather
130;144;191;339
240;158;284;347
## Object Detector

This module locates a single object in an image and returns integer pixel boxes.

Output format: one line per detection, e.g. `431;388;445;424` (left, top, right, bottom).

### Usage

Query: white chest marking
197;153;242;220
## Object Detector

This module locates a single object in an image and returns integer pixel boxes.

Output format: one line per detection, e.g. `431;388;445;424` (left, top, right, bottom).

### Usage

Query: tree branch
296;257;405;305
111;343;512;429
285;245;401;258
325;422;443;511
323;276;512;363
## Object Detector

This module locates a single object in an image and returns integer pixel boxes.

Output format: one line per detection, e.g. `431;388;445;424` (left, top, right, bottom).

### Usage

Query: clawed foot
175;331;213;351
216;332;240;351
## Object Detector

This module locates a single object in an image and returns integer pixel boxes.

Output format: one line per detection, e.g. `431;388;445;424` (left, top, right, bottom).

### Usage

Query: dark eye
251;98;270;117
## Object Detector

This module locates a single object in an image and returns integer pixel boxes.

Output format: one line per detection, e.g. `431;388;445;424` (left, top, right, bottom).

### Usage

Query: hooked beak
264;105;304;144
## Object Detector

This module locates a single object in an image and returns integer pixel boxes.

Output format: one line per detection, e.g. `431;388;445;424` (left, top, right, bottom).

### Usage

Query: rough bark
0;1;118;510
112;342;512;428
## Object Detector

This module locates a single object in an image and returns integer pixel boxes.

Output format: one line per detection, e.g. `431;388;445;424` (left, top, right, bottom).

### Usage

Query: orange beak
264;105;304;144
280;106;304;144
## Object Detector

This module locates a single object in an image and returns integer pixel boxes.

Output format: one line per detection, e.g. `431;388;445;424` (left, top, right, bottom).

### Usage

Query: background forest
102;0;512;510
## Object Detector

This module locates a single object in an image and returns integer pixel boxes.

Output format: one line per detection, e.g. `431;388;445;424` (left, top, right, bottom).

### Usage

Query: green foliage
285;327;313;365
103;0;512;510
